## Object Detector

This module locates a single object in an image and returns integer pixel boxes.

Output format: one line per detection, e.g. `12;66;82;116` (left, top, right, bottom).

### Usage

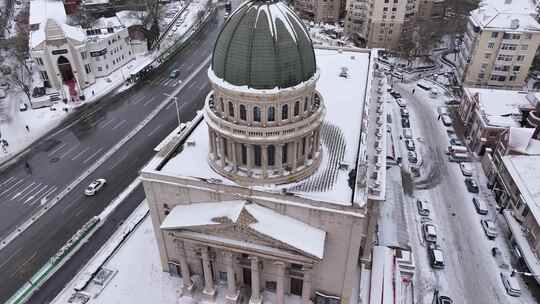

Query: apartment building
345;0;444;49
456;0;540;89
294;0;345;23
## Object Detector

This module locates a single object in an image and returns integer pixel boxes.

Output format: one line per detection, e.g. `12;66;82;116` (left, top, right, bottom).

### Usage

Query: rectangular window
478;73;485;79
503;33;511;39
97;66;102;71
488;42;495;49
81;52;87;60
481;63;488;69
39;70;48;80
491;32;498;38
512;34;520;40
517;55;525;61
484;53;492;59
84;64;91;74
265;281;277;292
501;44;517;50
525;33;532;40
513;66;520;71
521;44;528;50
383;7;388;11
509;75;516;81
218;271;227;282
35;57;44;65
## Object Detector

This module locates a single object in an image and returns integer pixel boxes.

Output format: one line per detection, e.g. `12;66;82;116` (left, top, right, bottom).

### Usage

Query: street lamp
163;93;181;127
511;269;540;278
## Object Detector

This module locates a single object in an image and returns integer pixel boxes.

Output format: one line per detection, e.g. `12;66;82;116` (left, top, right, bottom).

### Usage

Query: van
449;152;470;162
403;128;413;139
472;197;488;215
448;145;467;154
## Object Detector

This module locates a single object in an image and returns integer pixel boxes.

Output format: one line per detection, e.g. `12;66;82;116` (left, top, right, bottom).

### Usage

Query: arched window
304;97;308;112
268;106;275;122
219;98;224;112
253;106;261;122
254;145;261;167
294;101;300;116
282;104;288;120
240;105;247;120
228;102;234;117
282;143;288;164
268;145;275;166
241;144;247;165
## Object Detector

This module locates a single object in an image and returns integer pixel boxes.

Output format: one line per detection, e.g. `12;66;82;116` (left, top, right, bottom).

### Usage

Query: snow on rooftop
161;48;371;206
161;201;245;229
465;87;534;127
470;0;540;31
29;0;67;25
116;10;146;28
502;155;540;223
93;16;123;29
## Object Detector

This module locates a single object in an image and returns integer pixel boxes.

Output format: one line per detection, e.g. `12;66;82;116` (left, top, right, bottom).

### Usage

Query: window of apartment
253;106;261;122
35;57;44;65
389;23;394;27
282;104;289;120
381;23;386;27
501;44;517;50
391;15;395;19
80;52;87;60
525;33;532;40
512;34;521;40
484;53;492;59
84;64;91;74
241;144;247;165
521;44;528;51
491;32;498;38
383;7;388;11
481;63;488;69
39;71;48;80
496;54;512;61
229;102;235;118
265;281;277;292
493;65;509;71
392;7;397;11
488;42;495;49
490;75;506;81
254;145;261;167
509;75;516;81
239;104;246;120
388;30;393;34
380;29;385;34
394;0;398;3
294;101;300;116
384;0;389;2
218;272;227;282
97;66;102;72
517;55;525;62
383;14;387;19
478;73;485;79
503;33;511;39
513;66;521;71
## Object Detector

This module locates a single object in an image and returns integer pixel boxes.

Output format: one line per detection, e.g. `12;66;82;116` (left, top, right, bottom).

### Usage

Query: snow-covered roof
93;16;123;29
502;155;540;222
161;48;372;205
29;0;67;26
465;87;534;127
116;10;146;28
30;18;86;48
161;201;326;259
470;0;540;32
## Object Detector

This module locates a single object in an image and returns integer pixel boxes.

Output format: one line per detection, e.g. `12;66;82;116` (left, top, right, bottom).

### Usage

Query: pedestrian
92;90;95;96
25;125;29;132
412;88;415;95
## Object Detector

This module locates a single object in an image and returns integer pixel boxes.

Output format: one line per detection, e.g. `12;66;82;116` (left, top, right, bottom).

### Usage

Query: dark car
465;178;479;193
390;91;402;99
401;117;410;128
400;108;409;117
449;138;463;146
408;151;418;163
438;296;453;304
428;243;445;269
405;139;415;151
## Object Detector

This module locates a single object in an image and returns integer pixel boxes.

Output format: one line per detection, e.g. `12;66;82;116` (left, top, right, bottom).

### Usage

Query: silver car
84;178;106;196
500;272;521;297
481;219;498;239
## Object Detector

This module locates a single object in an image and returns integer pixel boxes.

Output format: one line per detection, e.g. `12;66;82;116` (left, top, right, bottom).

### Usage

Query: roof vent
340;67;349;78
510;19;519;29
187;141;196;146
505;0;512;4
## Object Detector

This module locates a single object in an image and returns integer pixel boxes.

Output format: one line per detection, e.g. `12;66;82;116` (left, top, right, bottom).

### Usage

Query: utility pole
163;93;181;127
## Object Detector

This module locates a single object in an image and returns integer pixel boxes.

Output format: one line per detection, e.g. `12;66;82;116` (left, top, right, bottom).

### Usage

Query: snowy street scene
2;0;540;303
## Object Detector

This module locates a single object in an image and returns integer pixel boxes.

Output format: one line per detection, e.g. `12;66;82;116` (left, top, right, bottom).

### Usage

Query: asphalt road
0;8;224;302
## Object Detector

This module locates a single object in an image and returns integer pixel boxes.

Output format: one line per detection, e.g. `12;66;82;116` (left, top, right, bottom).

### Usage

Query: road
389;81;537;304
0;8;225;302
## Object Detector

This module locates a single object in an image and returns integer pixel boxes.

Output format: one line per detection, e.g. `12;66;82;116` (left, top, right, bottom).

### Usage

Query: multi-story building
294;0;344;23
456;0;540;89
345;0;442;49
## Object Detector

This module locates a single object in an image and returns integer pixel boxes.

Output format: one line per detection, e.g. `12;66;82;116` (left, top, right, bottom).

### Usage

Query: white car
84;178;106;196
441;114;452;126
396;98;407;108
500;272;521;297
459;163;473;176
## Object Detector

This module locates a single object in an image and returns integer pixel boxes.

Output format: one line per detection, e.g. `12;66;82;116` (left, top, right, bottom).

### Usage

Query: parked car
472;197;488;215
438;296;453;304
449;138;463;146
449;152;470;163
428;244;445;269
19;103;28;111
408;151;418;163
448;145;468;155
0;80;9;90
405;139;415;151
445;99;460;106
441;113;452;126
400;108;409;117
401;117;410;128
464;178;479;193
403;128;413;139
500;272;521;297
417;80;432;91
0;88;5;99
224;12;230;19
481;219;498;239
459;163;473;176
390;90;402;99
422;223;437;243
169;69;180;78
396;98;407;108
437;106;448;115
84;178;107;196
416;199;430;216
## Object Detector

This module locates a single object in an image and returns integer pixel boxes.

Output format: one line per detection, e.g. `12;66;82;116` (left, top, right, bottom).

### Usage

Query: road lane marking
112;119;127;130
75;208;84;217
186;63;194;70
188;80;198;89
47;143;67;157
83;148;104;164
166;102;174;110
11;182;35;200
0;179;25;196
143;97;156;107
59;143;80;159
98;118;115;128
0;247;22;269
0;176;15;187
147;124;163;137
110;154;128;170
23;184;49;205
11;251;37;278
72;147;91;161
131;95;146;105
38;186;58;206
18;183;43;201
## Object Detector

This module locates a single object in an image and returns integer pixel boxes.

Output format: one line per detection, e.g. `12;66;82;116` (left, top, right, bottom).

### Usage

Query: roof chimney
511;19;520;29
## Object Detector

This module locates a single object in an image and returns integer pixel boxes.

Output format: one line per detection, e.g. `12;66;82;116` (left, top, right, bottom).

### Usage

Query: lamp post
511;269;540;278
164;93;181;127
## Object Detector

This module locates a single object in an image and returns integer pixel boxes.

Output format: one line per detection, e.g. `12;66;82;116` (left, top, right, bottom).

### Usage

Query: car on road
500;272;521;297
481;219;498;239
405;139;415;151
422;223;437;243
84;178;106;196
416;199;430;216
400;108;409;117
440;113;452;126
464;178;479;193
169;69;180;78
428;243;445;269
459;162;473;176
396;98;407;108
408;151;418;163
472;197;488;215
401;117;410;128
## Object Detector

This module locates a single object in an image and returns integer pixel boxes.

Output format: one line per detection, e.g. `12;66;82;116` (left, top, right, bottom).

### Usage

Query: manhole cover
50;157;59;163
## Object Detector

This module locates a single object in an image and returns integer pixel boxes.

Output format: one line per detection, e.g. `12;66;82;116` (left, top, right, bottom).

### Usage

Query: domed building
141;1;388;304
204;0;325;185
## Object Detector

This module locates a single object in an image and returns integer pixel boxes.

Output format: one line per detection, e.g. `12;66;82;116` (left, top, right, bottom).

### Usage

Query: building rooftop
465;87;534;127
470;0;540;32
502;155;540;222
159;48;375;206
29;0;67;26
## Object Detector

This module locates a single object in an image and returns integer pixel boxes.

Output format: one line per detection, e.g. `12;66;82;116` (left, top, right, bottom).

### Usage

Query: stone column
209;130;216;160
276;143;283;174
292;140;298;171
249;256;262;304
201;246;216;297
302;266;313;304
274;261;286;304
247;144;253;173
175;240;193;292
219;136;226;167
262;145;268;178
231;142;238;172
225;252;239;303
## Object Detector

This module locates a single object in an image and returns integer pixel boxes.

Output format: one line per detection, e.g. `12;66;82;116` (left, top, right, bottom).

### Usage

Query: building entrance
57;56;74;81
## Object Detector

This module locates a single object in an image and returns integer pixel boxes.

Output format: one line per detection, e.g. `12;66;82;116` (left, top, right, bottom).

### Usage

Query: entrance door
243;268;251;287
290;278;303;296
57;56;74;81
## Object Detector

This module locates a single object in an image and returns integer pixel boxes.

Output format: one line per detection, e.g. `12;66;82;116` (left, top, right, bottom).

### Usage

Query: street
0;8;225;302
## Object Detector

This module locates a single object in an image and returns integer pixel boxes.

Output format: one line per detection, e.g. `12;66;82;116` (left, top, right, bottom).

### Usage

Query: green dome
212;0;317;90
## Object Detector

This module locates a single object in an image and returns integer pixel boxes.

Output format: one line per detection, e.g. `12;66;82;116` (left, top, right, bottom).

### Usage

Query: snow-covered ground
384;74;539;303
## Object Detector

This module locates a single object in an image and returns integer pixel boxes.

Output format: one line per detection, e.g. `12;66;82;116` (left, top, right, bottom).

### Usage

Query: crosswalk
151;77;182;88
0;177;58;206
